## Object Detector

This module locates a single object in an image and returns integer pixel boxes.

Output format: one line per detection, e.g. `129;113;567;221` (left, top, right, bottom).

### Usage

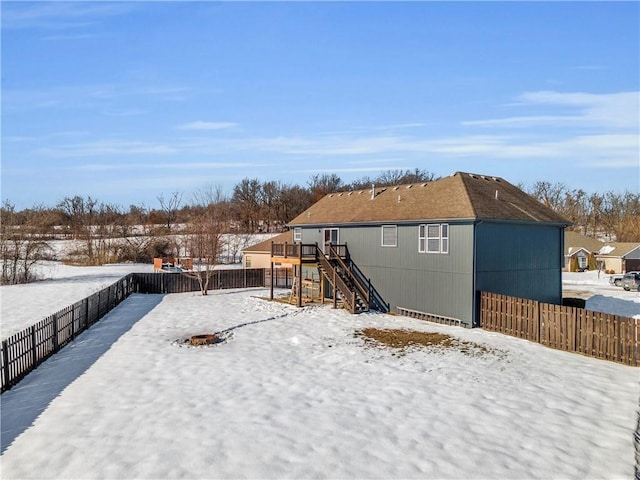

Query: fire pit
188;334;221;346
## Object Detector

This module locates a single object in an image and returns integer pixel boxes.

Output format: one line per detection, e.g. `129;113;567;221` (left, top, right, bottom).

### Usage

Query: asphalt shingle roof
242;231;293;253
564;231;603;255
289;172;569;226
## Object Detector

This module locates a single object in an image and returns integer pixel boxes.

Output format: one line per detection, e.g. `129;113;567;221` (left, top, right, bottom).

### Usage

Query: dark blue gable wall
474;222;563;308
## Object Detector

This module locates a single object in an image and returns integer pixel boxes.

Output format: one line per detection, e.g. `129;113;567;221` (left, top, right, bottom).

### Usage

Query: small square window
381;225;397;247
293;227;302;242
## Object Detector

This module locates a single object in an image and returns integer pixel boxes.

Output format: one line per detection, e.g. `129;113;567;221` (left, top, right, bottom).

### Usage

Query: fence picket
481;291;638;367
1;268;268;393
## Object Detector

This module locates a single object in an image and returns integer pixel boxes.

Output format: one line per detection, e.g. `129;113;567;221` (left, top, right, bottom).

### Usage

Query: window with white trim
293;227;302;242
381;225;397;247
419;223;449;254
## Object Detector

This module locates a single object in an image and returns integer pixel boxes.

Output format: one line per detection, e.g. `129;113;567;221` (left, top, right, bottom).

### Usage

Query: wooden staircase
317;245;370;314
269;241;389;314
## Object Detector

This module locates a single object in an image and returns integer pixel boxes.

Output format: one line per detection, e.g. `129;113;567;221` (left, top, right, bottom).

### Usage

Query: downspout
472;219;482;328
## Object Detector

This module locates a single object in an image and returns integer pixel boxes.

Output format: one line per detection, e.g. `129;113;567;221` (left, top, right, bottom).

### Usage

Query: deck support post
297;247;303;307
270;241;274;301
333;268;337;309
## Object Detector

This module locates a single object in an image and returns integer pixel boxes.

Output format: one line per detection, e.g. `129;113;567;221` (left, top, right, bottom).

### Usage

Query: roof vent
338;193;343;196
406;185;413;189
397;195;401;203
329;194;334;197
495;190;499;200
371;184;375;200
393;186;400;191
421;183;428;187
348;191;353;196
469;174;477;179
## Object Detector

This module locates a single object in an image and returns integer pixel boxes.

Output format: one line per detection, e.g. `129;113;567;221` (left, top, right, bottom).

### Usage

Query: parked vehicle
610;271;640;287
622;273;640;292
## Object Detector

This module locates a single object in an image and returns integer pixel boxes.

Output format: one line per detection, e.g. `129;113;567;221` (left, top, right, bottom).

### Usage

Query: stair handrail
316;246;356;313
347;259;390;313
328;245;370;306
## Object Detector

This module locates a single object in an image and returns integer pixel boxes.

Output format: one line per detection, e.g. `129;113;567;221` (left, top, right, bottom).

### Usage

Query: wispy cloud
306;166;411;174
463;91;639;130
35;140;178;158
77;162;263;172
3;84;189;111
177;121;237;131
1;2;136;30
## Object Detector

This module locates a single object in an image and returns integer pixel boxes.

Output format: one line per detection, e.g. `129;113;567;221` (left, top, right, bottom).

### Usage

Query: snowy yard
0;266;639;479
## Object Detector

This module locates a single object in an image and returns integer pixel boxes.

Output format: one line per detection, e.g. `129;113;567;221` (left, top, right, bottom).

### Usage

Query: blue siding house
274;172;569;328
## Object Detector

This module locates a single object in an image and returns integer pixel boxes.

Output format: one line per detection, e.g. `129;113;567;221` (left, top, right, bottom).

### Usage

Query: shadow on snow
0;294;164;454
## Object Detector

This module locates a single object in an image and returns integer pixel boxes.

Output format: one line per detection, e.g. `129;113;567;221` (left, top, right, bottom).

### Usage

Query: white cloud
463;91;639;130
1;2;136;30
177;121;237;131
3;84;190;111
77;162;262;172
35;141;178;158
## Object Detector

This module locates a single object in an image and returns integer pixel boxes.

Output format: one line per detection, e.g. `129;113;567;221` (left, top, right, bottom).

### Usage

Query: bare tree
184;186;228;295
157;191;183;233
528;181;567;211
0;201;50;284
58;195;98;264
601;191;640;242
232;178;262;232
224;232;254;264
307;173;343;202
275;184;313;226
260;181;281;232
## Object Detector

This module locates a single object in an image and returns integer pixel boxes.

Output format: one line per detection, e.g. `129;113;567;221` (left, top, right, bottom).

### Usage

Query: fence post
31;326;37;367
84;297;90;329
71;303;76;340
52;314;59;352
2;340;10;391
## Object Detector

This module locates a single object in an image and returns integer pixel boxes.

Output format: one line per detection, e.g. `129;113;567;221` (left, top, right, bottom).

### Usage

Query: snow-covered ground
563;270;640;319
0;262;154;340
0;267;639;479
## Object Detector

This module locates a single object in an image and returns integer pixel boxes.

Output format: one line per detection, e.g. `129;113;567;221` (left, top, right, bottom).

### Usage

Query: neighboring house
242;230;293;269
597;243;640;273
564;231;603;272
281;172;569;328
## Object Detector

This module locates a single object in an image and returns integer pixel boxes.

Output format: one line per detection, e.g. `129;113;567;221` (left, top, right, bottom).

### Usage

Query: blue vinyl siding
475;222;563;305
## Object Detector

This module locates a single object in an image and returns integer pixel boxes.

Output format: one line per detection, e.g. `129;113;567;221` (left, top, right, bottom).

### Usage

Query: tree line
1;169;638;285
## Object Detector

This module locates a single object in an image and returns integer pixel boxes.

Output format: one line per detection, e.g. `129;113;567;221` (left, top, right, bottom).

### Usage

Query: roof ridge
454;173;479;218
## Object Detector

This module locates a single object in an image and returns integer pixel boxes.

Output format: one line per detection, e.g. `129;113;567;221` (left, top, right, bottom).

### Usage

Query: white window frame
293;227;302;243
441;224;449;254
419;223;449;254
419;225;426;253
381;225;397;247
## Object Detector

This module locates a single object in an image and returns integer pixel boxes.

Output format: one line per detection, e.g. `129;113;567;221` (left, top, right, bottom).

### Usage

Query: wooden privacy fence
1;268;267;393
264;268;294;288
480;291;640;366
133;269;265;294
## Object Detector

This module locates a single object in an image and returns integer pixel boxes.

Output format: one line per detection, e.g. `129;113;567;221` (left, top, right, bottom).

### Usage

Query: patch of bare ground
355;328;499;357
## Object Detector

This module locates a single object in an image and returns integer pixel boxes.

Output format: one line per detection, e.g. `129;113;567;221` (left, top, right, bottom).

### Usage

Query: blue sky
2;1;639;209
